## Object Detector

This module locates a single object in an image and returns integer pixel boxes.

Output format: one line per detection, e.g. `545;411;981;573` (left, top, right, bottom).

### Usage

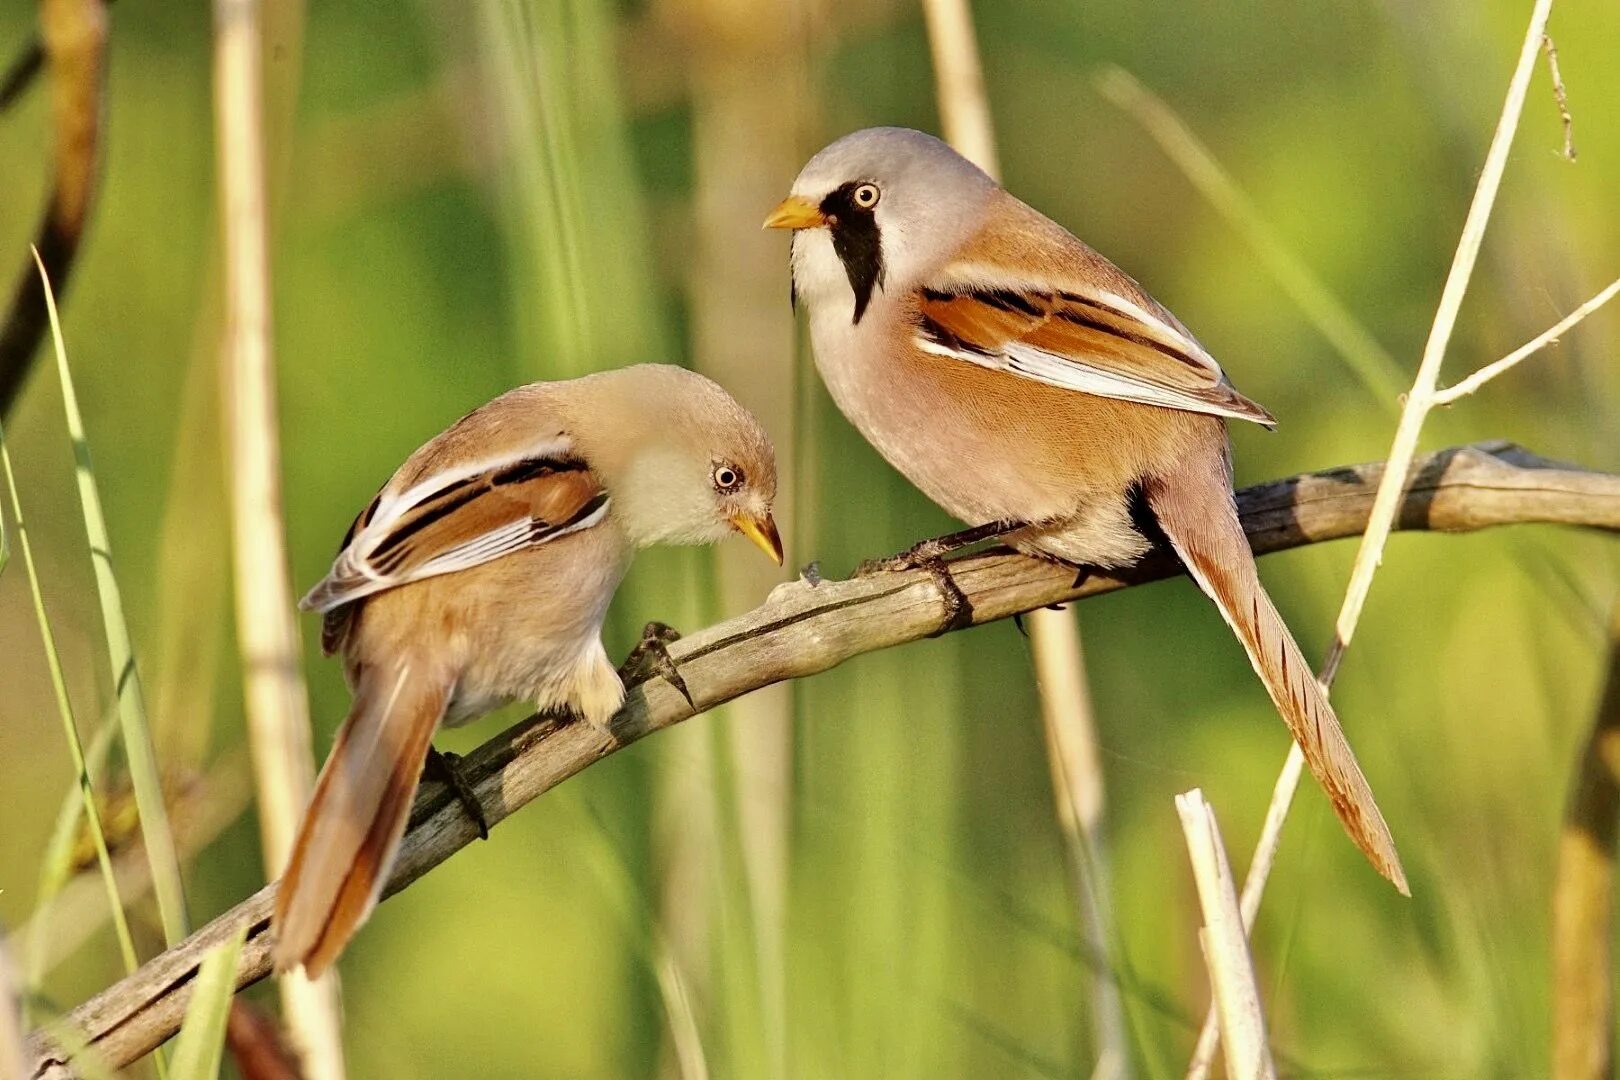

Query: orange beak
730;512;784;565
762;195;827;231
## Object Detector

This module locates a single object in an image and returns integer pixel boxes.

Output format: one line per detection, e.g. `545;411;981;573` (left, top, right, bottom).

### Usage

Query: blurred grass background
2;0;1619;1074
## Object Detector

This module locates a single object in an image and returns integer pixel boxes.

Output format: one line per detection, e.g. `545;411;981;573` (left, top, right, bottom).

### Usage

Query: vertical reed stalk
1175;790;1274;1080
921;0;1128;1070
1551;602;1620;1079
678;0;815;1068
212;0;345;1074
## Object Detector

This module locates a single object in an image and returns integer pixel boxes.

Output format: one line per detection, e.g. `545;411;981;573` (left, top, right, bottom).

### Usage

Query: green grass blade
0;481;9;577
0;423;140;980
31;248;191;945
25;704;123;1010
168;927;247;1080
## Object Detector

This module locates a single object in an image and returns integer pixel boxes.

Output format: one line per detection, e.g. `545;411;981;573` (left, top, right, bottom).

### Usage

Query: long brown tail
272;660;450;976
1145;451;1408;895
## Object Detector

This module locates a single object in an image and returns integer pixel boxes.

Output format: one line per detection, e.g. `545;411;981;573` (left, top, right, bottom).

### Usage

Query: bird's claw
619;621;694;709
424;747;490;840
919;555;974;636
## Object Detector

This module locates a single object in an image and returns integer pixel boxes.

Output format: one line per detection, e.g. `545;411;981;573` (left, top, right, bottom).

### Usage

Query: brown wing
914;286;1274;426
302;446;608;616
916;197;1275;426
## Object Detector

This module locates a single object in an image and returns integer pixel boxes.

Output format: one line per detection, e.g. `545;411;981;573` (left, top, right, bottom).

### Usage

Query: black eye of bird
713;465;742;492
852;183;880;209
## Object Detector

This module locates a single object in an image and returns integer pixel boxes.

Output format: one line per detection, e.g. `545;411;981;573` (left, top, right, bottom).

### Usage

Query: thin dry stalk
1433;276;1620;405
1032;620;1129;1079
1188;1;1568;1072
1175;790;1275;1080
1551;602;1620;1079
678;2;812;1065
212;0;344;1075
1541;34;1576;162
921;0;998;175
920;1;1126;1070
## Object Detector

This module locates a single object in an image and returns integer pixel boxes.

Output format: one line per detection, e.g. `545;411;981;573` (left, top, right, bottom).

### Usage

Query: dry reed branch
921;1;1129;1068
1541;34;1576;162
1175;790;1274;1079
0;0;108;417
1551;602;1620;1079
20;440;1620;1077
1188;3;1582;1071
1433;276;1620;406
212;0;345;1074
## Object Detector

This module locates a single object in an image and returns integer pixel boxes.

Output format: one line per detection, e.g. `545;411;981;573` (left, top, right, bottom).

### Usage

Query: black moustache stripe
821;182;884;324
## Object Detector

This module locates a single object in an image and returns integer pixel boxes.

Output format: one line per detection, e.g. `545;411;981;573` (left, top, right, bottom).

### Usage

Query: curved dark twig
0;0;110;417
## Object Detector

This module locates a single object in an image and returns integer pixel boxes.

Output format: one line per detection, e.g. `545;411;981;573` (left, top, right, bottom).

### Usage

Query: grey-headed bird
274;364;782;976
766;126;1405;893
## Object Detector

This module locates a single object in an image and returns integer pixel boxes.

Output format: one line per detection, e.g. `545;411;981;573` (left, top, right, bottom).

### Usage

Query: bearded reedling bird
272;364;783;976
766;127;1406;893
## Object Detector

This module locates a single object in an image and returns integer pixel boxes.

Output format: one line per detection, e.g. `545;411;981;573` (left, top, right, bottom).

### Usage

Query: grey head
765;127;1000;323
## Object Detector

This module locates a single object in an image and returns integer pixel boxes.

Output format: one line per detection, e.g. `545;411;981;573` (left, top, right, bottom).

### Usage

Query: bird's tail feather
272;660;450;976
1145;454;1408;895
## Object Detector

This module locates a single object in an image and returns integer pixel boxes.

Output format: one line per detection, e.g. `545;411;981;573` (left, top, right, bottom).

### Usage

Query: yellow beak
730;512;784;565
762;195;827;231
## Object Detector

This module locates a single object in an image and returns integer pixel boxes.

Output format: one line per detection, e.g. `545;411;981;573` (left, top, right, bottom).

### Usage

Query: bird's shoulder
305;384;611;619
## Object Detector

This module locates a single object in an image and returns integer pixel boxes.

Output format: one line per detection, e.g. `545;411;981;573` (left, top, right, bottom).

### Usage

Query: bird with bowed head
273;363;782;976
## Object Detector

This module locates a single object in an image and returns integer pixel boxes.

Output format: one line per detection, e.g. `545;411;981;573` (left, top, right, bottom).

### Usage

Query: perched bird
766;126;1406;893
273;364;782;976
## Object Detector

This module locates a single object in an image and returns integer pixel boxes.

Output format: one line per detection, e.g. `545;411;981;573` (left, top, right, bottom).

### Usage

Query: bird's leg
618;621;694;709
423;746;490;841
919;555;975;636
854;519;1025;577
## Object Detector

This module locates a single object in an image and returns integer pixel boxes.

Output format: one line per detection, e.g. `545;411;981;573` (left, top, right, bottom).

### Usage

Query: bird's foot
424;747;489;840
618;621;694;709
855;519;1023;577
919;555;975;636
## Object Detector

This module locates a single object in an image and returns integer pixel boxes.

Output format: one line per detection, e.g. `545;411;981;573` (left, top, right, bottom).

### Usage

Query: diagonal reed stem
1188;1;1567;1072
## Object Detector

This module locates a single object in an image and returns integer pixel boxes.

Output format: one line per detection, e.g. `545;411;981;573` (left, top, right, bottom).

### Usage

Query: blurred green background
2;0;1618;1075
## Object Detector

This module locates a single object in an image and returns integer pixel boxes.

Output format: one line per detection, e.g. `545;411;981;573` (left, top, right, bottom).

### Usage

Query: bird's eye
712;465;743;492
851;183;881;209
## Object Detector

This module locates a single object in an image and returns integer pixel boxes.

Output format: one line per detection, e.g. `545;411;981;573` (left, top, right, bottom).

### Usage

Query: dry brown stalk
212;0;345;1072
0;0;108;417
1551;603;1620;1079
19;441;1620;1078
1541;33;1576;162
1175;790;1274;1079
